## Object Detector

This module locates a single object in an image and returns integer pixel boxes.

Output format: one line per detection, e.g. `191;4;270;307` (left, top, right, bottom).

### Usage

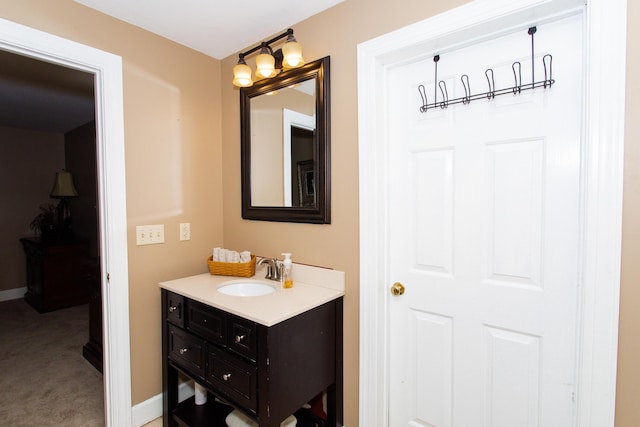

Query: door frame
357;0;626;425
0;18;132;427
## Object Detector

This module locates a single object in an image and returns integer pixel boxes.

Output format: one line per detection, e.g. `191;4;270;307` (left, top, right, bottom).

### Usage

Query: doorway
358;0;626;425
0;17;132;427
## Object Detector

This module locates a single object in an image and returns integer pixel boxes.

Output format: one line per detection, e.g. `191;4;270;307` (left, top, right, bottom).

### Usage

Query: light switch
136;224;165;245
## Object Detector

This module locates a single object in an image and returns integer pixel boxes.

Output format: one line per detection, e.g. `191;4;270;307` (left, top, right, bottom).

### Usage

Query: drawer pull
223;373;232;381
169;305;178;313
235;335;246;344
179;348;188;355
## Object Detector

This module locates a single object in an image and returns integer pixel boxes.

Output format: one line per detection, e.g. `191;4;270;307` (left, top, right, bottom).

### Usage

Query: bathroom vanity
160;265;344;427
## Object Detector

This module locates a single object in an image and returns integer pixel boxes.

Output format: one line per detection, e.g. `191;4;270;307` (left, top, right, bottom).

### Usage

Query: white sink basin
217;279;276;297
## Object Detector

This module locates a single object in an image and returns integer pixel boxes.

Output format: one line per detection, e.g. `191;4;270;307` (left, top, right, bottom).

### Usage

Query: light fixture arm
238;28;294;59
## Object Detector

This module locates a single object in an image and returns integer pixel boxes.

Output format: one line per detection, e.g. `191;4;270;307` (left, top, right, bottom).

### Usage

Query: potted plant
29;203;58;239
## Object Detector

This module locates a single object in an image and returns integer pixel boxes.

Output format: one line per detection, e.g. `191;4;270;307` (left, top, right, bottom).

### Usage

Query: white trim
282;108;316;207
132;382;195;427
0;18;132;427
357;0;625;425
131;394;162;427
0;287;27;302
576;0;626;424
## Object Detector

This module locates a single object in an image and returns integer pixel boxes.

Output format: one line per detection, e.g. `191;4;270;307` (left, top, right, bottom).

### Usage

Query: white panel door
388;14;583;427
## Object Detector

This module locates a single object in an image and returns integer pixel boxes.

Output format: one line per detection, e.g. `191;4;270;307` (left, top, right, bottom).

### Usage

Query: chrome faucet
257;257;282;281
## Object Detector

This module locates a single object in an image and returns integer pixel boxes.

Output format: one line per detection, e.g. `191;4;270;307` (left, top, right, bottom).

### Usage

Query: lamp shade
256;50;276;79
50;170;78;197
233;61;253;87
282;39;304;69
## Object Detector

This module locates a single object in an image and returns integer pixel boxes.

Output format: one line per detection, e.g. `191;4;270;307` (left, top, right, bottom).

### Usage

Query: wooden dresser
20;237;89;313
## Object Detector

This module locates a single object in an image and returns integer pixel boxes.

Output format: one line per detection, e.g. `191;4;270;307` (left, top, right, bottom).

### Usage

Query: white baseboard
0;287;26;302
131;381;194;427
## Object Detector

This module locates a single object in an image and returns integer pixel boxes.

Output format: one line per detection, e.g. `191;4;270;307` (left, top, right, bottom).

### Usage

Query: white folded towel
225;409;296;427
240;251;252;263
225;410;256;427
213;248;251;263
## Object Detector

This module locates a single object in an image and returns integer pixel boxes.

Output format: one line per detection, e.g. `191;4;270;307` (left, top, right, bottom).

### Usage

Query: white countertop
159;263;345;326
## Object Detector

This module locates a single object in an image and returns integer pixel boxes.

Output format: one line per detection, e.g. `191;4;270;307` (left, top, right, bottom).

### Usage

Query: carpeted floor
0;298;104;426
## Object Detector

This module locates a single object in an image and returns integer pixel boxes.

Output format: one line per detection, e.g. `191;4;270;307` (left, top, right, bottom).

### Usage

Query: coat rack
418;27;554;113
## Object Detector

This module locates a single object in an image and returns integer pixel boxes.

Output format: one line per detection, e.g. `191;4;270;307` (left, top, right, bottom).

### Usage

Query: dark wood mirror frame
241;56;330;223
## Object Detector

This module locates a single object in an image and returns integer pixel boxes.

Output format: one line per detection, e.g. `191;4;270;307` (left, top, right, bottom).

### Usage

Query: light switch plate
136;224;165;245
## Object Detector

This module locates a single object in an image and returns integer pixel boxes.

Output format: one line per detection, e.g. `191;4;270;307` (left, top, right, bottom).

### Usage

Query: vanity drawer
168;325;205;378
207;345;257;414
166;292;185;327
187;300;226;345
228;316;257;360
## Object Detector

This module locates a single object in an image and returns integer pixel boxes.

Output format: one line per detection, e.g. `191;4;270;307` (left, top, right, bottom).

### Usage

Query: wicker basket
207;255;256;277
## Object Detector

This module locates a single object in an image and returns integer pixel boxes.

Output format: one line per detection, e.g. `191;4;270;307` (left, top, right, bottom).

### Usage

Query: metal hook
461;74;471;104
438;81;449;109
433;55;440;106
512;61;522;94
529;26;537;84
543;54;553;88
417;26;554;114
418;84;428;112
485;68;495;99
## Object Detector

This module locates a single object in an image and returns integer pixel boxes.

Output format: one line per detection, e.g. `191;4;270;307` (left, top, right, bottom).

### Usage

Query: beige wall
0;126;65;292
0;121;97;293
1;0;639;425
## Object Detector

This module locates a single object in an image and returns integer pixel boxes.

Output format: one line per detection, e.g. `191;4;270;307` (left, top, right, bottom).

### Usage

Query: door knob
390;282;405;296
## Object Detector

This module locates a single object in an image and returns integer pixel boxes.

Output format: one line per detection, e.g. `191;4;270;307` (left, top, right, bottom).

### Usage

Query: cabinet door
166;292;185;327
188;300;227;345
168;325;205;379
228;316;257;361
207;345;257;413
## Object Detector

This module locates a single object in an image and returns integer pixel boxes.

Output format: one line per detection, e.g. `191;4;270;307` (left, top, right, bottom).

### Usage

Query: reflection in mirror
241;57;330;223
283;107;315;207
250;80;315;207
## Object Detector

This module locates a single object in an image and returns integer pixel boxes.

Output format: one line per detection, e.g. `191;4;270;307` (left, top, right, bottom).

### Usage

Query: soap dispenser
281;253;293;288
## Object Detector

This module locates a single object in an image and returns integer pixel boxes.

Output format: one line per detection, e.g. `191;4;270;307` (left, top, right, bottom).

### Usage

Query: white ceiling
1;0;343;133
74;0;345;59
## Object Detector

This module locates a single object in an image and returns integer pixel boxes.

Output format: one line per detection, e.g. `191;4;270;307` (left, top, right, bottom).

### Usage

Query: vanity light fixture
232;28;304;88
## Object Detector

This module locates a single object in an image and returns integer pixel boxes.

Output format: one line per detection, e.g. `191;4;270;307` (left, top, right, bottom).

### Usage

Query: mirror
241;56;330;223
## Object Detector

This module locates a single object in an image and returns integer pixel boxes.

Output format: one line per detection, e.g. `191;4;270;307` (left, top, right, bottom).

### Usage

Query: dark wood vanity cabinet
161;289;343;427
